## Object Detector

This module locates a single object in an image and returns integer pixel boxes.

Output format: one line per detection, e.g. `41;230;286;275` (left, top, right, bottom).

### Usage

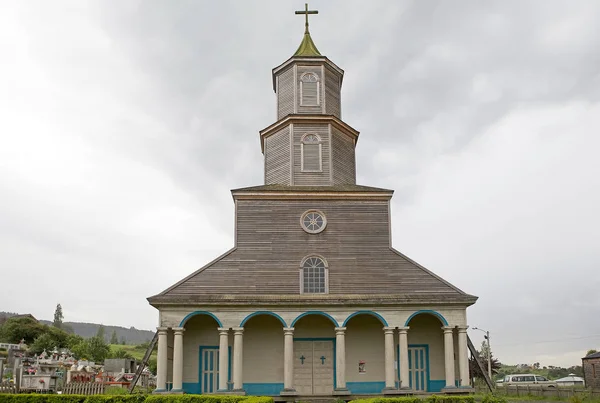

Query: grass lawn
108;344;157;362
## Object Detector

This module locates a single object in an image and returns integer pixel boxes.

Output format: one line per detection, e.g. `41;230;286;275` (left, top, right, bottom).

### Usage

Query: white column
398;327;410;389
172;327;185;392
232;327;244;391
383;327;395;389
443;326;456;388
335;327;348;391
218;328;229;392
457;326;470;387
283;327;296;392
155;327;169;392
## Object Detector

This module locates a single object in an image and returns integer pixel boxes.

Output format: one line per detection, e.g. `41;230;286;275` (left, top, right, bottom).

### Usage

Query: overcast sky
1;0;599;368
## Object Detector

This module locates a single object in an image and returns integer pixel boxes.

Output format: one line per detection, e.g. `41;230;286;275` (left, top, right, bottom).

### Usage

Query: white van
504;374;557;387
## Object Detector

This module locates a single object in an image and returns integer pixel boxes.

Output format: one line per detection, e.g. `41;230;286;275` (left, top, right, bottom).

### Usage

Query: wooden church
148;5;477;397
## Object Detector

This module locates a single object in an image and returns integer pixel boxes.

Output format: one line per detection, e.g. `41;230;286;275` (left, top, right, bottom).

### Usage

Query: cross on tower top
295;3;318;34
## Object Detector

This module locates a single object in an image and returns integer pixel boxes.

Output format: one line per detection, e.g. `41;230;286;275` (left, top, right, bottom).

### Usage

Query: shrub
482;395;507;403
145;396;271;403
426;396;475;403
0;396;87;403
0;396;274;403
350;398;421;403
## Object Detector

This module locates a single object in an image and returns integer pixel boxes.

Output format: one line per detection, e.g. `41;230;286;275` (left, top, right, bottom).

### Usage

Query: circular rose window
301;210;327;234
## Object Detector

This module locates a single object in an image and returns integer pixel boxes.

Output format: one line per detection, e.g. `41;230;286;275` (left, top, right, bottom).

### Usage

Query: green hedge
0;397;273;403
0;396;147;403
481;395;507;403
145;397;261;403
350;398;421;403
350;396;475;403
427;396;475;403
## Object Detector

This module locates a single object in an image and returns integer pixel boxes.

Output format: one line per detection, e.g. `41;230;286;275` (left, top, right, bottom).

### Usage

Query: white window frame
300;133;322;172
300;209;327;234
299;72;320;106
299;255;329;294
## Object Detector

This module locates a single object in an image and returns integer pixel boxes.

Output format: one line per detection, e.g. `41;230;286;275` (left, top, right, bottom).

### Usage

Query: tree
0;317;45;344
71;336;110;362
119;336;127;345
87;336;110;362
469;344;502;381
586;349;598;356
66;333;84;349
30;334;58;355
53;304;64;329
29;325;70;354
147;358;157;375
96;325;105;341
109;348;134;359
110;330;118;345
480;340;491;361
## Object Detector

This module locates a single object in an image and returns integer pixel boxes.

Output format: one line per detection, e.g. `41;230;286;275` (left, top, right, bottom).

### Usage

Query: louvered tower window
301;133;322;172
300;256;328;294
300;72;320;106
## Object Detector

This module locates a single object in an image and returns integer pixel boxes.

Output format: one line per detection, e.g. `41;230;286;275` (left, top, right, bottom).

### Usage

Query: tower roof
293;31;321;57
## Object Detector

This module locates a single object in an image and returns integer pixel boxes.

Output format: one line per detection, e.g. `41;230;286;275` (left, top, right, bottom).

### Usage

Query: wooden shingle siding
160;198;464;297
297;66;323;114
293;124;330;185
332;126;356;184
325;66;341;118
277;66;294;119
265;126;291;185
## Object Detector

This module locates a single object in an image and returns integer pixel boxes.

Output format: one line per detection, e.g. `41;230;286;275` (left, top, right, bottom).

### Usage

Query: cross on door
320;355;326;364
300;355;306;364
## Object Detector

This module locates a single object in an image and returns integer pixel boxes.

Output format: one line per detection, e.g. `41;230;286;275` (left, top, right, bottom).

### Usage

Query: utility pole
472;327;492;380
485;330;491;380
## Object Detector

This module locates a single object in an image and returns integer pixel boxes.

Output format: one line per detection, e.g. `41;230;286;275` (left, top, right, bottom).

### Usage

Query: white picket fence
0;382;18;394
61;382;106;395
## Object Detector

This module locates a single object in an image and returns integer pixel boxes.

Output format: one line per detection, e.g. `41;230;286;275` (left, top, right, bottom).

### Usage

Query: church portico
155;307;471;395
149;4;477;397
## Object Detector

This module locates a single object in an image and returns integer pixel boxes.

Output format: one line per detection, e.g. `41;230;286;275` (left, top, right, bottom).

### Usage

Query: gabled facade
148;12;477;397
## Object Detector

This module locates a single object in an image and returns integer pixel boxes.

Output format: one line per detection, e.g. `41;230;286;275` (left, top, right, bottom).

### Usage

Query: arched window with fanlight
300;256;328;294
300;72;320;106
301;133;322;172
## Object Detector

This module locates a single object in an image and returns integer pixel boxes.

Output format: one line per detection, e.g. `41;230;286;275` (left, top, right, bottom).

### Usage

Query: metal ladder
128;331;158;393
467;334;494;392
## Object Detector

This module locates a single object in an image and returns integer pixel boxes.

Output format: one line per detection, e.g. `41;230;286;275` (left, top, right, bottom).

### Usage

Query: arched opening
182;313;222;394
291;311;338;327
300;133;322;172
242;313;285;395
345;313;387;394
300;72;320;106
292;312;337;395
404;311;447;393
240;311;286;327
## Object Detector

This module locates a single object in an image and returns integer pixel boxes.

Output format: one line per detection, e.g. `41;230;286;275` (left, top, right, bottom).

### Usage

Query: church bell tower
260;4;359;187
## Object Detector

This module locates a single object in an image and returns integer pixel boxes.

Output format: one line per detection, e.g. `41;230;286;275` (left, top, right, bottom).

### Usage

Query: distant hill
0;312;154;345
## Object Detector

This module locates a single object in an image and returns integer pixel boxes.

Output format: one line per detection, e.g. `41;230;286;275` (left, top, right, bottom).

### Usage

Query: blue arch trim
240;311;287;327
404;310;448;326
342;310;389;327
179;311;223;328
291;311;339;327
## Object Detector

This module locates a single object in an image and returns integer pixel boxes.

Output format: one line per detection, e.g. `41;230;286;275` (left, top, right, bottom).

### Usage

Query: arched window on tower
300;72;320;106
300;256;328;294
301;133;322;172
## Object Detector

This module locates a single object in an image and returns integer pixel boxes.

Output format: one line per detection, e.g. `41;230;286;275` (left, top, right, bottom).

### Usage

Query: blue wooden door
200;348;219;393
408;346;428;391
